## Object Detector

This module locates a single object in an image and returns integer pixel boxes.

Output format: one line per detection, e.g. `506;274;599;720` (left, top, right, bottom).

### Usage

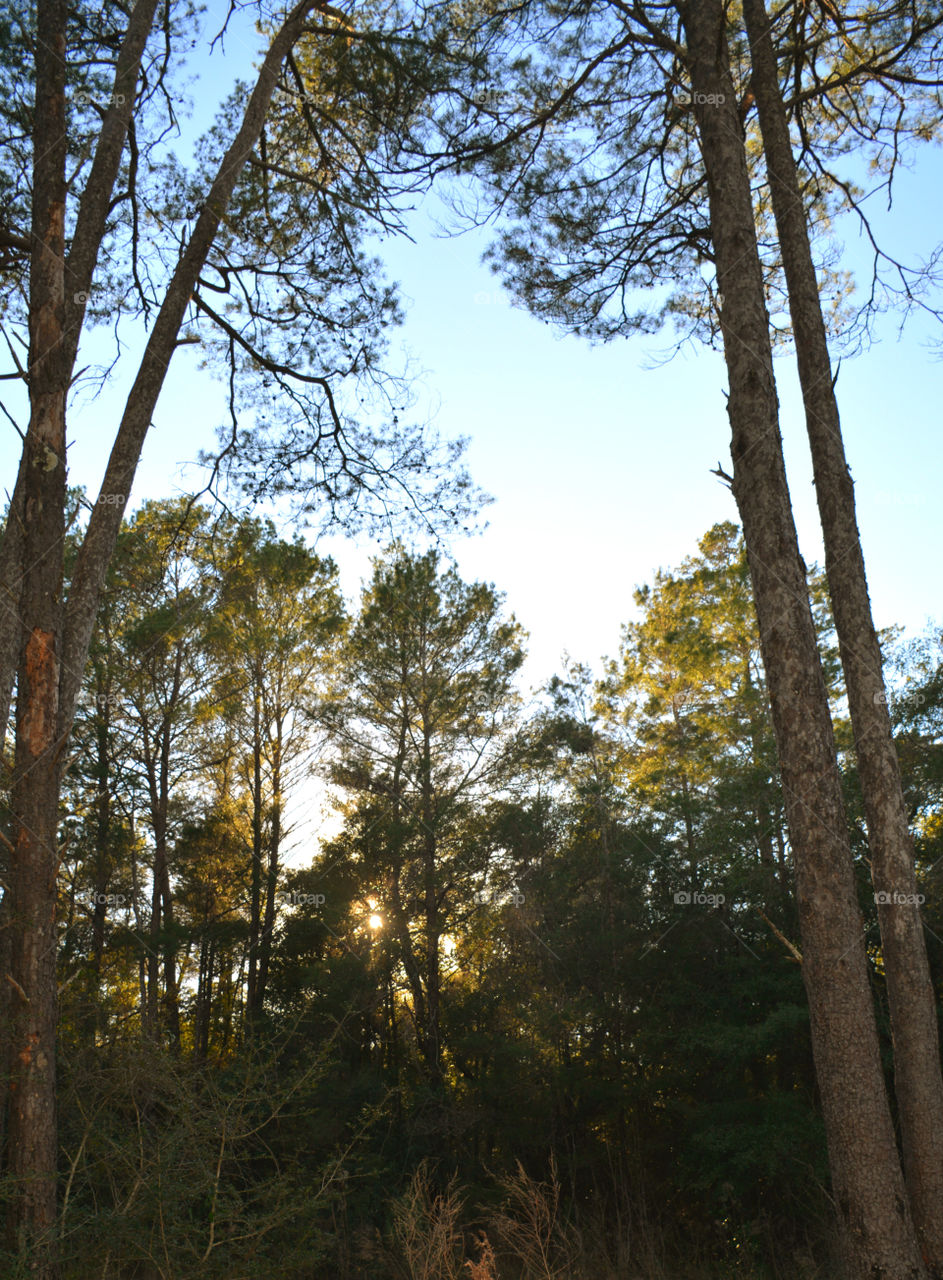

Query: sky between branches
3;0;940;693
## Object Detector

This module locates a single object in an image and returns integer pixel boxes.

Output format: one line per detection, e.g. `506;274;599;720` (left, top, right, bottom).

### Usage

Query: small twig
757;909;803;964
5;972;30;1003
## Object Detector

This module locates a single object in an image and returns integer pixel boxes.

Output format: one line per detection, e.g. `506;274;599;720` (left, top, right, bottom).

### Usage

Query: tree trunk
256;713;284;1013
421;719;443;1086
246;687;263;1022
4;7;316;1265
147;838;161;1038
741;2;943;1269
141;707;179;1045
85;702;114;1043
4;1;68;1269
680;2;924;1275
57;0;321;739
0;0;162;743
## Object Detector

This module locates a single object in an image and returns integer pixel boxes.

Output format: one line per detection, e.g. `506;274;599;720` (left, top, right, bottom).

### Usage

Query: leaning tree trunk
680;2;924;1275
4;4;318;1271
0;0;162;748
741;1;943;1269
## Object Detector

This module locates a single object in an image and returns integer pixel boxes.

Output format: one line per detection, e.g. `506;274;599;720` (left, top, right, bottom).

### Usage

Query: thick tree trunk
680;2;924;1275
0;0;162;744
6;4;313;1265
4;9;314;1257
4;1;69;1269
741;2;943;1269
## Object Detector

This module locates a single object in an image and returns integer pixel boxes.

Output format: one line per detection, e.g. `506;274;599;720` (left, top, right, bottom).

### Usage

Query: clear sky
4;1;942;699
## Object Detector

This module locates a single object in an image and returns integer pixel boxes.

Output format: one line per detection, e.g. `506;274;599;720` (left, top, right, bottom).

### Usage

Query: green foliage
40;514;936;1276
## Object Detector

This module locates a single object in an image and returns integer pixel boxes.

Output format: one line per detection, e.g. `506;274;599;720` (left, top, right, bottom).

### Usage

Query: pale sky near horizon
3;0;942;706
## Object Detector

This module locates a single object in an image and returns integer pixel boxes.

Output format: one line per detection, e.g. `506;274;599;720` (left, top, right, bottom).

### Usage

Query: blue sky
4;1;941;696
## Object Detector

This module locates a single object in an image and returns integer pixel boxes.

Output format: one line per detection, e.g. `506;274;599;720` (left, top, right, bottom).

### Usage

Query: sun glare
368;913;383;930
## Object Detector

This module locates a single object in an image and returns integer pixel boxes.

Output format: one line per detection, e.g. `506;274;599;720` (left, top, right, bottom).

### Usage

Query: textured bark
741;2;943;1269
61;0;162;362
4;4;317;1268
0;0;162;746
4;1;69;1269
680;2;924;1275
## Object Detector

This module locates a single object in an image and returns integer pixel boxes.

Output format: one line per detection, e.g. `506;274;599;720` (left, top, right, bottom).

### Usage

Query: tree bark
4;6;317;1267
4;0;69;1269
679;2;924;1275
741;2;943;1269
0;0;162;746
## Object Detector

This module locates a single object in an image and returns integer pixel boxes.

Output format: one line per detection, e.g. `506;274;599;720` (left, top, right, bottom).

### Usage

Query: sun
368;913;383;930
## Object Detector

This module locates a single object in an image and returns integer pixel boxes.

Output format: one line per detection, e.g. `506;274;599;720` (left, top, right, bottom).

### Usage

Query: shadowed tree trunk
255;710;285;1015
680;1;924;1274
741;2;943;1269
247;685;264;1023
3;4;319;1270
4;0;69;1266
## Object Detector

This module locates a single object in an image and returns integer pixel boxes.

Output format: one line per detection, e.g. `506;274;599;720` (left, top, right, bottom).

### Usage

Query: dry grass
390;1163;467;1280
487;1159;577;1280
383;1159;829;1280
